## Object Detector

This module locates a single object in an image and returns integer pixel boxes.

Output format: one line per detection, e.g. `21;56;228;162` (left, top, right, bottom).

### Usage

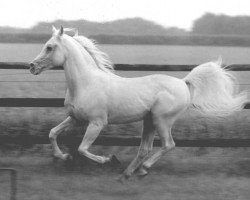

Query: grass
0;147;250;200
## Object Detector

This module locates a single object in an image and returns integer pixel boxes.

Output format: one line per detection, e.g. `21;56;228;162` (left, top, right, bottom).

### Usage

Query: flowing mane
72;34;114;73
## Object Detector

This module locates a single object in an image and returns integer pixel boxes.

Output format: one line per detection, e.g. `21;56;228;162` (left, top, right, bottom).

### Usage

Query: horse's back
106;74;189;124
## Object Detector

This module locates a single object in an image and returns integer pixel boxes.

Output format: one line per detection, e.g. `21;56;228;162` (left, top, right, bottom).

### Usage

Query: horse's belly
107;84;157;124
108;111;146;124
107;101;150;124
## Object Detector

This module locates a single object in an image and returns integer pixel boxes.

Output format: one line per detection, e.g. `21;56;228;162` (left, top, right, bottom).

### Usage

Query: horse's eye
46;46;53;52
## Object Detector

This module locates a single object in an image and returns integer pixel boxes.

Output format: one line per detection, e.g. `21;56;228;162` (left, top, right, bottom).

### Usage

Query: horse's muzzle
29;63;40;75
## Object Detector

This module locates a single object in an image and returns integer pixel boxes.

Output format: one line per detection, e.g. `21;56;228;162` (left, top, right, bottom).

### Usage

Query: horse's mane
64;29;114;73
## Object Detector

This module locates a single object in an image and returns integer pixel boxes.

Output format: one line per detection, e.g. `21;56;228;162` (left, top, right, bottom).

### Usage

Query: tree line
192;13;250;35
1;14;250;46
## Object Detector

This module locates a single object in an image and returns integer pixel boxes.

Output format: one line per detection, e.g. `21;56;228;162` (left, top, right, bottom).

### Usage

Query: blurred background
0;1;250;200
1;0;250;64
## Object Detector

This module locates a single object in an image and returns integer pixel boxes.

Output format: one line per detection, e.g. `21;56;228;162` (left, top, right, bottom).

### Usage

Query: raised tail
183;61;248;116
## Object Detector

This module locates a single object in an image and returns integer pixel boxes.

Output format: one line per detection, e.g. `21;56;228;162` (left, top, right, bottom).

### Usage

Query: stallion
30;26;248;178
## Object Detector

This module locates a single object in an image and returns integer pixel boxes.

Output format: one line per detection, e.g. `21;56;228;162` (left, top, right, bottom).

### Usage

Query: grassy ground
0;147;250;200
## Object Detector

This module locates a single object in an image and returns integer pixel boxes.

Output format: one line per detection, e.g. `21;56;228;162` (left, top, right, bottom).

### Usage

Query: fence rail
0;135;250;147
0;98;249;109
1;62;250;71
1;62;250;147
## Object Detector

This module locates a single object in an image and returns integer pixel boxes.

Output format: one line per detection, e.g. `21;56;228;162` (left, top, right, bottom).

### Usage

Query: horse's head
30;26;66;75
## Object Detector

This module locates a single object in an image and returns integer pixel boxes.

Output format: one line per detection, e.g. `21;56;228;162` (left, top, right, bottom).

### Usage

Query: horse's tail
183;60;248;116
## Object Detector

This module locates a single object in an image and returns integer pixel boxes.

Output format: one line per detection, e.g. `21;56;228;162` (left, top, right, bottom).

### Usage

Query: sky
1;0;250;30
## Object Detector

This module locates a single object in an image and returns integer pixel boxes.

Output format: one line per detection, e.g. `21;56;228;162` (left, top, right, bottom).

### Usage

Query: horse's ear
74;28;79;37
59;26;64;36
52;26;57;34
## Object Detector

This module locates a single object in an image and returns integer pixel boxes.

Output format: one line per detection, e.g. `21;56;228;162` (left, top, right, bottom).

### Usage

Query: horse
29;26;248;179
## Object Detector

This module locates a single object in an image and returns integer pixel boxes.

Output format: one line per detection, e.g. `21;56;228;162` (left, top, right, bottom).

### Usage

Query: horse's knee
49;129;57;141
78;146;88;156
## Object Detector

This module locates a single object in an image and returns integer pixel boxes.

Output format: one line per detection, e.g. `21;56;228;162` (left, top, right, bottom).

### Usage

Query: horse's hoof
117;174;130;183
108;154;121;166
62;153;73;161
136;167;148;176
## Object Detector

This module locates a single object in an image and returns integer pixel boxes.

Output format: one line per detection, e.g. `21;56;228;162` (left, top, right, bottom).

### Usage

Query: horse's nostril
30;62;35;68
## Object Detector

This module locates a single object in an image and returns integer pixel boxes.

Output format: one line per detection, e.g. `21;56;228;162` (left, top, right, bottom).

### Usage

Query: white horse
30;26;248;178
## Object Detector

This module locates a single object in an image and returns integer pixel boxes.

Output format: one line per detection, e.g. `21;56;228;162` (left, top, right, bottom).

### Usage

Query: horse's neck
63;40;96;97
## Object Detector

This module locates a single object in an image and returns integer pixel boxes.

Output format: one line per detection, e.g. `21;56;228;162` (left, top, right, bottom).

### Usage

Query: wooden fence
0;168;17;200
0;62;250;147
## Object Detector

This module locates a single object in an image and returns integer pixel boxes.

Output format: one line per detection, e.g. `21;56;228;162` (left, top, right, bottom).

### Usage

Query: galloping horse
30;26;248;178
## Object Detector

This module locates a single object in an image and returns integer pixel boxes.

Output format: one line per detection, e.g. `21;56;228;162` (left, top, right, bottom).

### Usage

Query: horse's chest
64;101;89;121
64;93;104;121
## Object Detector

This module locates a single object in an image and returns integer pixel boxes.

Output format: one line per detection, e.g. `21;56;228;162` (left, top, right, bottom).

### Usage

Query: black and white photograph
0;0;250;199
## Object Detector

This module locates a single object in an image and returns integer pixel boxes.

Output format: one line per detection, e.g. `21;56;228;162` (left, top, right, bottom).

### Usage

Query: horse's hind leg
122;113;155;178
142;118;175;170
49;116;75;160
136;122;156;176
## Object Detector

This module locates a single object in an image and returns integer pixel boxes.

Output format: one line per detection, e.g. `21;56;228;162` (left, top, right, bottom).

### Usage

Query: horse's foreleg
49;116;75;160
78;121;112;164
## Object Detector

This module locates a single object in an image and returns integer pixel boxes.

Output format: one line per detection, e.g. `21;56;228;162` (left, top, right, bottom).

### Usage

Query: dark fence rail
1;62;250;71
0;135;250;147
0;98;249;109
0;98;64;107
1;62;250;147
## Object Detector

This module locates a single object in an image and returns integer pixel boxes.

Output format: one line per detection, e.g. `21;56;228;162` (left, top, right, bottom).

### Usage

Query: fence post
0;168;17;200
